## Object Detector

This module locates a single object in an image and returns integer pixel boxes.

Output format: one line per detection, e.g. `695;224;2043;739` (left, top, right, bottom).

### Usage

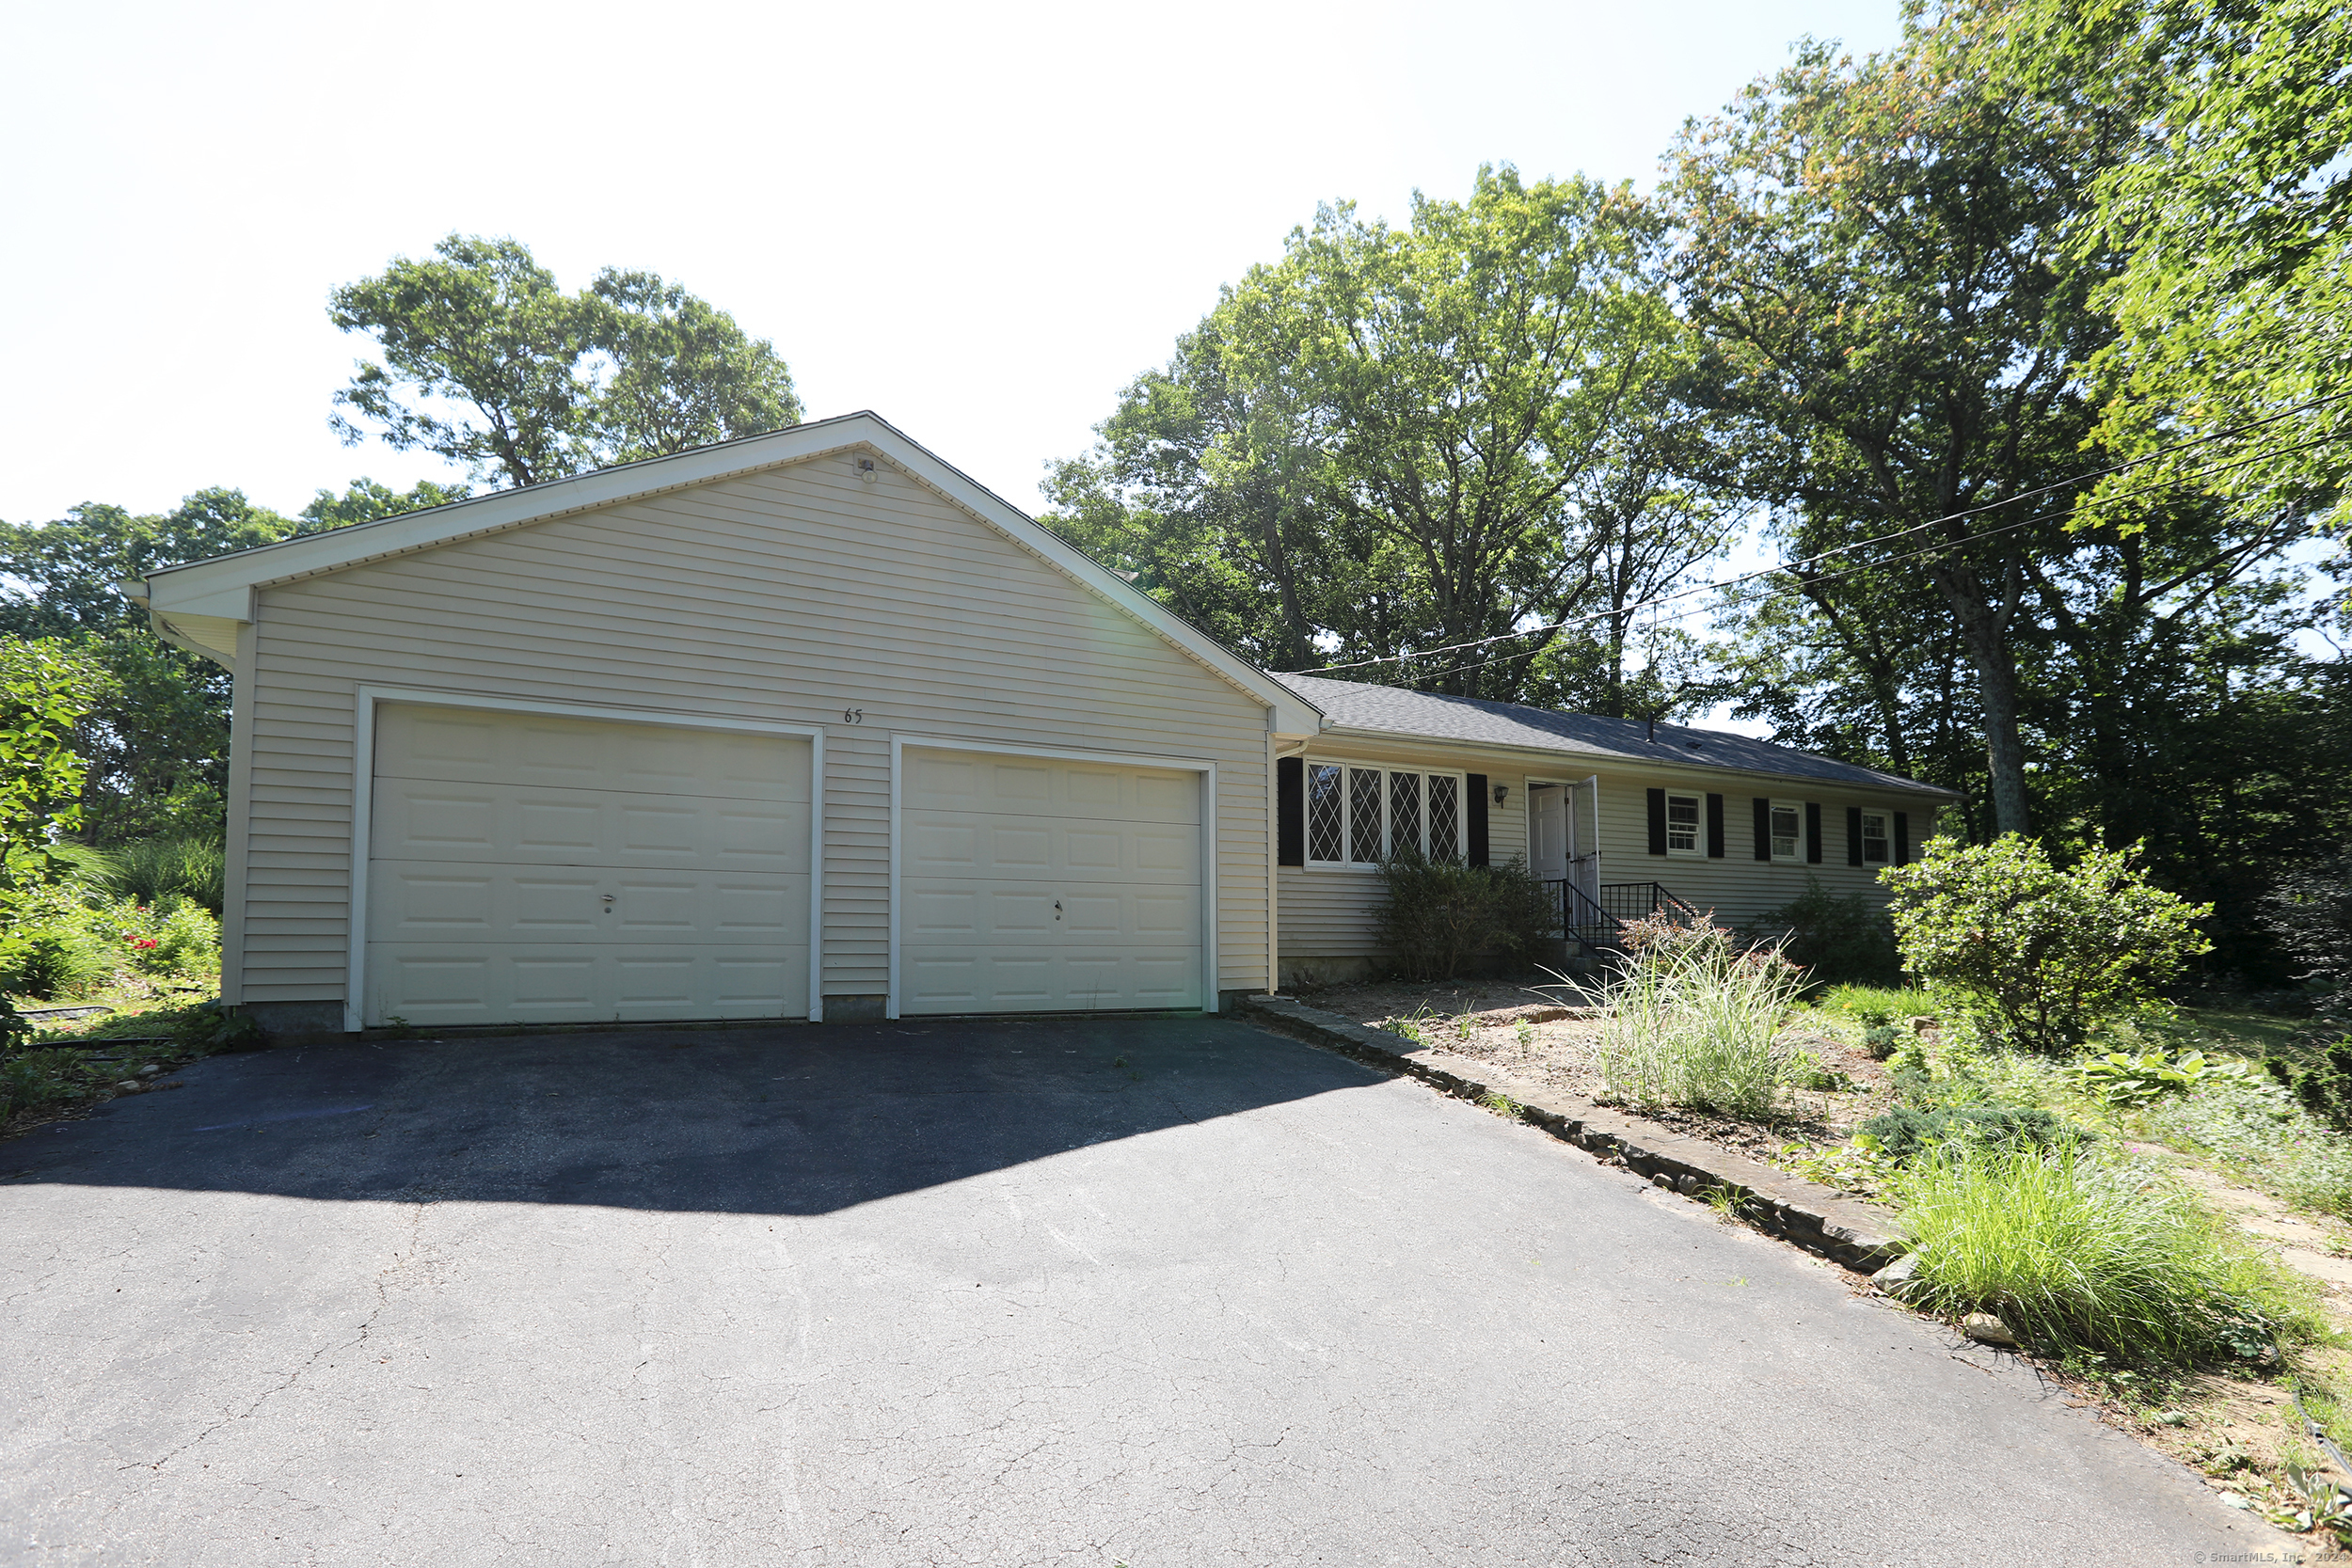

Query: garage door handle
1054;900;1062;919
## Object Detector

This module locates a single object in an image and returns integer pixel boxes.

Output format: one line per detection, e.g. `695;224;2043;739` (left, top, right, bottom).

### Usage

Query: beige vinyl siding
1278;736;1944;960
236;456;1274;1007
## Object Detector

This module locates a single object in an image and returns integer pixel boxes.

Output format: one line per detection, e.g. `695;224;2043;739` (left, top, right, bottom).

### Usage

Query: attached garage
359;699;819;1028
895;744;1207;1016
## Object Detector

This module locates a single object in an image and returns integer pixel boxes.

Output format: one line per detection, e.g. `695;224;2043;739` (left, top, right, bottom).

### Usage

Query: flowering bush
0;882;219;999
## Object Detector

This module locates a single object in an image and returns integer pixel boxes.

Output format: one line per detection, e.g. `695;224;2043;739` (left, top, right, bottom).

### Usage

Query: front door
1530;785;1568;880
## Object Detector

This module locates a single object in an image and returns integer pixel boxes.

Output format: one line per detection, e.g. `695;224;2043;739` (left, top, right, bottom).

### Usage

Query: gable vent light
855;456;879;483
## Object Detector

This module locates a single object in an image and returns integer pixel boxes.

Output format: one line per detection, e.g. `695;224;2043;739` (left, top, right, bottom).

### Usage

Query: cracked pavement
0;1017;2288;1564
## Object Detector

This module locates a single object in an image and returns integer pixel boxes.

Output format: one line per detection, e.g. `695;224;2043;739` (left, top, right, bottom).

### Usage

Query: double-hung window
1770;800;1803;862
1860;809;1891;864
1664;790;1704;857
1305;764;1465;865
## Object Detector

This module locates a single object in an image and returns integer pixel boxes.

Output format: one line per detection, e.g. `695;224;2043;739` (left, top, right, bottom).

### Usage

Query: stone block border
1244;994;1905;1274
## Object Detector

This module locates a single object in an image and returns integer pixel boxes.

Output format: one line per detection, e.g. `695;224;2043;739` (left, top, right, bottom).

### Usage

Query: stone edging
1243;994;1905;1274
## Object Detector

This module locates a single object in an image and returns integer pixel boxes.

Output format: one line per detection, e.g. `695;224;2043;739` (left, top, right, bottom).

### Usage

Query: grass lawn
2179;1006;2311;1061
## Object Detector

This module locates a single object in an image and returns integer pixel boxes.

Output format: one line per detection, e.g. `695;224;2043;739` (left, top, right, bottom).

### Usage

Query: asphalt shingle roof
1276;673;1956;798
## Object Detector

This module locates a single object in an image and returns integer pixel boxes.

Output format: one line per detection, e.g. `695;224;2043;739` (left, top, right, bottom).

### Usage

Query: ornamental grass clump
1897;1135;2324;1367
1597;915;1809;1121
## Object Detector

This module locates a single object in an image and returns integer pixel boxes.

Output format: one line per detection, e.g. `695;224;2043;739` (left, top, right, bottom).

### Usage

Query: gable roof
126;412;1324;735
1277;673;1958;799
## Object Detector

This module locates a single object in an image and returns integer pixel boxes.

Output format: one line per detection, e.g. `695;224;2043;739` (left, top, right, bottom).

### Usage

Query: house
129;413;1958;1038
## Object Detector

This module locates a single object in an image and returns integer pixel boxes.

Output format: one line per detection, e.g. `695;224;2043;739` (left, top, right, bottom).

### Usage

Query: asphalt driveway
1;1016;2281;1565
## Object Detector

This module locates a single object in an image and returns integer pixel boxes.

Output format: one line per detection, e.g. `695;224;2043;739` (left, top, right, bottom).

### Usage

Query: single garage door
365;704;813;1027
900;748;1203;1014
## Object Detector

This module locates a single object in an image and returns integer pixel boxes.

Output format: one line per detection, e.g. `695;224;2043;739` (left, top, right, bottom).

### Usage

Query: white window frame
1304;763;1469;869
1664;790;1706;859
1860;808;1892;865
1770;798;1804;863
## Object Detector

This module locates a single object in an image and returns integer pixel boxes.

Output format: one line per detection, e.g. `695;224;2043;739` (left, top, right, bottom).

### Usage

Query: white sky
0;0;1907;526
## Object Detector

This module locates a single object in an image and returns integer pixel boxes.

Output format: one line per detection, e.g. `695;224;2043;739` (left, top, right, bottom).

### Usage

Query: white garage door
365;704;813;1027
899;748;1203;1014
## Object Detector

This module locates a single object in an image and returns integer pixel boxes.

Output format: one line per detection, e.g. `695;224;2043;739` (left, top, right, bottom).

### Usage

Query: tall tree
1051;166;1713;704
330;234;803;490
0;479;456;841
1665;23;2145;832
2001;0;2352;546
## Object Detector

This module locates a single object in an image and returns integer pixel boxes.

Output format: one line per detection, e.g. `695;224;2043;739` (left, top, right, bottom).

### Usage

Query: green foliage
1743;876;1899;987
2264;1044;2352;1135
1372;852;1553;982
1884;835;2212;1053
0;639;93;902
1596;915;1809;1120
2071;1048;2264;1107
2001;0;2352;545
1896;1136;2324;1367
2262;854;2352;1040
1860;1023;1902;1061
298;476;469;531
2146;1085;2352;1219
330;234;802;490
1046;166;1735;705
1814;983;1943;1022
0;1048;87;1118
100;834;225;915
1;879;220;1001
1858;1102;2075;1164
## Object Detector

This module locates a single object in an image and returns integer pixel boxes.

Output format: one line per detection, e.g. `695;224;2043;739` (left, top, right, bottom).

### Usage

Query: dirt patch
1297;975;1901;1166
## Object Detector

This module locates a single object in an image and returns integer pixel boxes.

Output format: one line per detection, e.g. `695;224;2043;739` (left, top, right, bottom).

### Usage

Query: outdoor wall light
1492;784;1510;806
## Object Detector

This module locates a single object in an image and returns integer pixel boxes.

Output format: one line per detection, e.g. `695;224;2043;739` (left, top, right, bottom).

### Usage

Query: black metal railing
1541;879;1704;955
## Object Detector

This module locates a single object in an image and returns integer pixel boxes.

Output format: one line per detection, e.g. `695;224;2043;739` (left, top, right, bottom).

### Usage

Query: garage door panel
903;755;1200;826
370;944;803;1024
377;705;812;804
368;705;810;1027
373;861;808;945
373;781;809;873
900;747;1202;1015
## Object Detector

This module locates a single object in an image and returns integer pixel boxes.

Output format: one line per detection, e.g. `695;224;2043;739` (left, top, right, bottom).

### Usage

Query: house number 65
842;708;865;724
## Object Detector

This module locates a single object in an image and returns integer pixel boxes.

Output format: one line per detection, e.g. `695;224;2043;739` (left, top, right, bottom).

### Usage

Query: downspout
1269;735;1311;995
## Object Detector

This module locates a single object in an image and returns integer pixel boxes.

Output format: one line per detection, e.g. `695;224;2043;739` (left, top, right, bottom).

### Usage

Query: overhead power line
1282;392;2352;677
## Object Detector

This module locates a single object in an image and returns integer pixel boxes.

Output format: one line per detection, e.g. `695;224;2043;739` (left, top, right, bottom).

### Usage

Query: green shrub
0;1047;87;1117
102;834;226;915
1858;1101;2074;1163
0;927;115;999
1897;1136;2323;1366
1883;835;2212;1054
1597;915;1809;1120
1743;877;1900;987
2265;1043;2352;1132
1816;983;1944;1022
1374;850;1554;981
1861;1023;1902;1060
2069;1048;2264;1106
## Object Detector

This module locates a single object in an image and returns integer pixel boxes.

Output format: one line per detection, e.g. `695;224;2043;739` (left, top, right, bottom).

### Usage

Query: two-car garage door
365;705;813;1027
362;707;1204;1025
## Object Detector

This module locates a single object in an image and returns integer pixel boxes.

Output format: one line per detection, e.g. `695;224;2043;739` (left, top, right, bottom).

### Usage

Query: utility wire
1384;431;2337;689
1282;396;2352;676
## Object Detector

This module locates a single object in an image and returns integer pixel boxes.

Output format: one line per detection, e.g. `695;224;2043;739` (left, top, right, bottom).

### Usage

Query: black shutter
1646;788;1667;856
1467;774;1489;867
1805;802;1822;863
1895;810;1911;865
1277;756;1304;867
1847;806;1865;866
1706;793;1726;858
1753;797;1772;862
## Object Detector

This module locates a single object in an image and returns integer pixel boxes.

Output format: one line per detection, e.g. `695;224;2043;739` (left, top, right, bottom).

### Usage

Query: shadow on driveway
0;1015;1377;1214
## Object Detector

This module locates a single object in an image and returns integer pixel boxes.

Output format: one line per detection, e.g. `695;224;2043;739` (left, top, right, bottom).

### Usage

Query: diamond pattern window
1390;772;1422;858
1428;775;1459;860
1349;768;1385;864
1307;764;1344;863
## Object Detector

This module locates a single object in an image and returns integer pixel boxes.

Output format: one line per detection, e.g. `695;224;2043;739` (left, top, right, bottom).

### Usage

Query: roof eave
1313;722;1962;800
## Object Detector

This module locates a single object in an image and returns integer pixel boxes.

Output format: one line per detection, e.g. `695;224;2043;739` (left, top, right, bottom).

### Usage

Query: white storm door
365;703;813;1027
899;748;1203;1014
